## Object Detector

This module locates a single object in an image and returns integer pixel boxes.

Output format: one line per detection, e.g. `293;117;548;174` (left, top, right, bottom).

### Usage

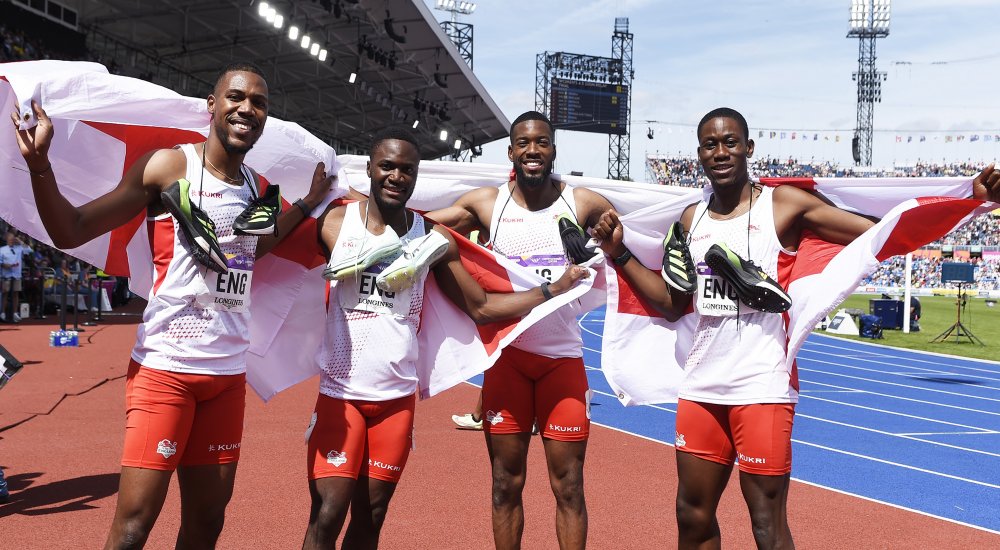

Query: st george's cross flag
600;177;997;405
0;61;594;401
2;61;996;404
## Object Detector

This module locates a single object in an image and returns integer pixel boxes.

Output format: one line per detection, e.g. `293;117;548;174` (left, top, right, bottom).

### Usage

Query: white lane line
792;439;1000;489
796;413;1000;459
803;336;1000;371
790;478;1000;536
800;365;1000;403
799;348;1000;383
799;380;1000;417
799;356;1000;392
799;390;864;394
800;394;998;432
897;431;1000;436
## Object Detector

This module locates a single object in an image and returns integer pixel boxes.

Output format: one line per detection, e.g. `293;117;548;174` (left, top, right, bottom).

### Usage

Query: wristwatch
613;248;633;266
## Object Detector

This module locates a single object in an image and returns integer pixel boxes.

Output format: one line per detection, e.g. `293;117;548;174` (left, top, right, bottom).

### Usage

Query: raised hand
550;265;591;296
10;100;53;172
972;163;1000;203
591;209;626;257
303;161;337;208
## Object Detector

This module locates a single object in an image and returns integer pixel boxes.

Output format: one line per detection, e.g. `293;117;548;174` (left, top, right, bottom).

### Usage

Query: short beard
219;133;253;156
513;162;551;188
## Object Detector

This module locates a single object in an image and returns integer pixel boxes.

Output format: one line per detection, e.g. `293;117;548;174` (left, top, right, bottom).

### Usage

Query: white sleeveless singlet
681;185;798;404
318;202;429;401
131;143;259;375
487;182;583;359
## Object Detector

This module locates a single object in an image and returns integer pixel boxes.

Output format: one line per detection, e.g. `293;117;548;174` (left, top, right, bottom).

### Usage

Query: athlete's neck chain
203;145;244;186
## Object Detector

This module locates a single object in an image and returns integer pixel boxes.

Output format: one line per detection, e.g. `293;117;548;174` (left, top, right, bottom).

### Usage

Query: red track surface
2;313;997;548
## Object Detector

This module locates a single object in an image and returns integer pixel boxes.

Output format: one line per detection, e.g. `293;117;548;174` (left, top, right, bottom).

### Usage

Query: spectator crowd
647;156;983;188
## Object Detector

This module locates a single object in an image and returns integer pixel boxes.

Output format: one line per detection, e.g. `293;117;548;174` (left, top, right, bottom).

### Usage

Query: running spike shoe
558;212;598;264
451;413;483;431
323;229;402;281
161;179;229;273
661;221;696;293
376;230;449;293
703;242;792;313
233;184;281;237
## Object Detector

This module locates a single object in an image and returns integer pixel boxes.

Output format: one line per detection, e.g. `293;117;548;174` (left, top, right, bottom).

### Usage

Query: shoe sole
233;186;281;236
323;242;402;281
376;238;449;293
160;182;229;273
660;222;696;293
704;246;791;313
232;224;277;236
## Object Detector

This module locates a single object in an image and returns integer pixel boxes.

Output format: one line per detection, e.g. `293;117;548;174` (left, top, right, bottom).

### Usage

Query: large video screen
549;78;628;135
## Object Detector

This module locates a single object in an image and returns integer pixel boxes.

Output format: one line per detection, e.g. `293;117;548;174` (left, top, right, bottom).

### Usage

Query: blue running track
466;306;1000;534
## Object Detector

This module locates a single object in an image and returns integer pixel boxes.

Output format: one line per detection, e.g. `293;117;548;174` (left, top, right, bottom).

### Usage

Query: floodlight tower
609;17;633;180
847;0;890;166
435;0;476;69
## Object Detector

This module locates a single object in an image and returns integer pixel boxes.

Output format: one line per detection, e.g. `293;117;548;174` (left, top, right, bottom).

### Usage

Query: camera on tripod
932;262;983;345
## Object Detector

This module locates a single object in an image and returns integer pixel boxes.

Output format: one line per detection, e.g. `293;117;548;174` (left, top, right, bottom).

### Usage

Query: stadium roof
53;0;509;158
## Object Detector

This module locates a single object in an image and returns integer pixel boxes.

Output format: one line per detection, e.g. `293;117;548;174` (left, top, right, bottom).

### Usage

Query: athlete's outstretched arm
773;185;877;248
424;187;496;236
11;101;182;249
255;162;334;258
573;187;615;231
592;210;690;322
431;227;589;325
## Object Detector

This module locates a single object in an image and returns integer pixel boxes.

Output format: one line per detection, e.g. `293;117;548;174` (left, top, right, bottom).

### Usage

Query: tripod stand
931;284;984;345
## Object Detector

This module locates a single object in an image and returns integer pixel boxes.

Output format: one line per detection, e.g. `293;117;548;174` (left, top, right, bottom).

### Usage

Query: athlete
10;62;332;548
427;111;614;550
591;107;1000;550
303;128;588;549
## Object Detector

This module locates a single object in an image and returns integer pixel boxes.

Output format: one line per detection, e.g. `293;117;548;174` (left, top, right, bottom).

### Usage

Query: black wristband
294;198;311;217
29;164;52;176
613;248;633;266
540;282;553;301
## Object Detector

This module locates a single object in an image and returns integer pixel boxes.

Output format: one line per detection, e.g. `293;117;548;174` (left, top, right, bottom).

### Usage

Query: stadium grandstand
1;0;508;158
0;0;511;322
3;2;1000;547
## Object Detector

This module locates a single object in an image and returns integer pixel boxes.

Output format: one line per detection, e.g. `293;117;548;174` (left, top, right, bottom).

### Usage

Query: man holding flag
303;127;589;549
9;62;332;548
428;111;614;550
592;107;1000;550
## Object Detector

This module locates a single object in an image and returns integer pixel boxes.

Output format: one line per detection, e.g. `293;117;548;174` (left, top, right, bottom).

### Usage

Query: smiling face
367;139;420;212
508;119;556;188
697;116;754;189
207;70;269;156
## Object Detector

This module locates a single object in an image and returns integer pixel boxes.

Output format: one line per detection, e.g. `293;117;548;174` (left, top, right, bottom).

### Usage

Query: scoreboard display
549;78;629;135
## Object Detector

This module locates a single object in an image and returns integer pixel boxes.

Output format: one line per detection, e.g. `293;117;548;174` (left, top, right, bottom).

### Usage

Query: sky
422;0;1000;181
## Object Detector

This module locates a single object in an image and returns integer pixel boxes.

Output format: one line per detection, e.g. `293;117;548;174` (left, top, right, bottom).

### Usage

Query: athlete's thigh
112;466;174;521
122;360;198;470
182;373;247;467
729;403;795;475
535;356;589;441
674;399;736;467
308;395;368;480
482;350;534;435
359;394;415;483
176;462;239;514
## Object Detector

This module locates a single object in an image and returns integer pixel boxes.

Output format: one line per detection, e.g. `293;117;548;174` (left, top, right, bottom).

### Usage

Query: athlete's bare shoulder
569;185;613;228
456;185;501;208
140;147;189;190
317;201;350;251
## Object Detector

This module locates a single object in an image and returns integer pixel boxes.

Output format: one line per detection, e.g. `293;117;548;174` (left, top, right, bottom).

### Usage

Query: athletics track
1;305;998;548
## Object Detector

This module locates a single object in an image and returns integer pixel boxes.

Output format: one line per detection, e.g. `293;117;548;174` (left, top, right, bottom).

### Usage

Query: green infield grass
820;294;999;362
